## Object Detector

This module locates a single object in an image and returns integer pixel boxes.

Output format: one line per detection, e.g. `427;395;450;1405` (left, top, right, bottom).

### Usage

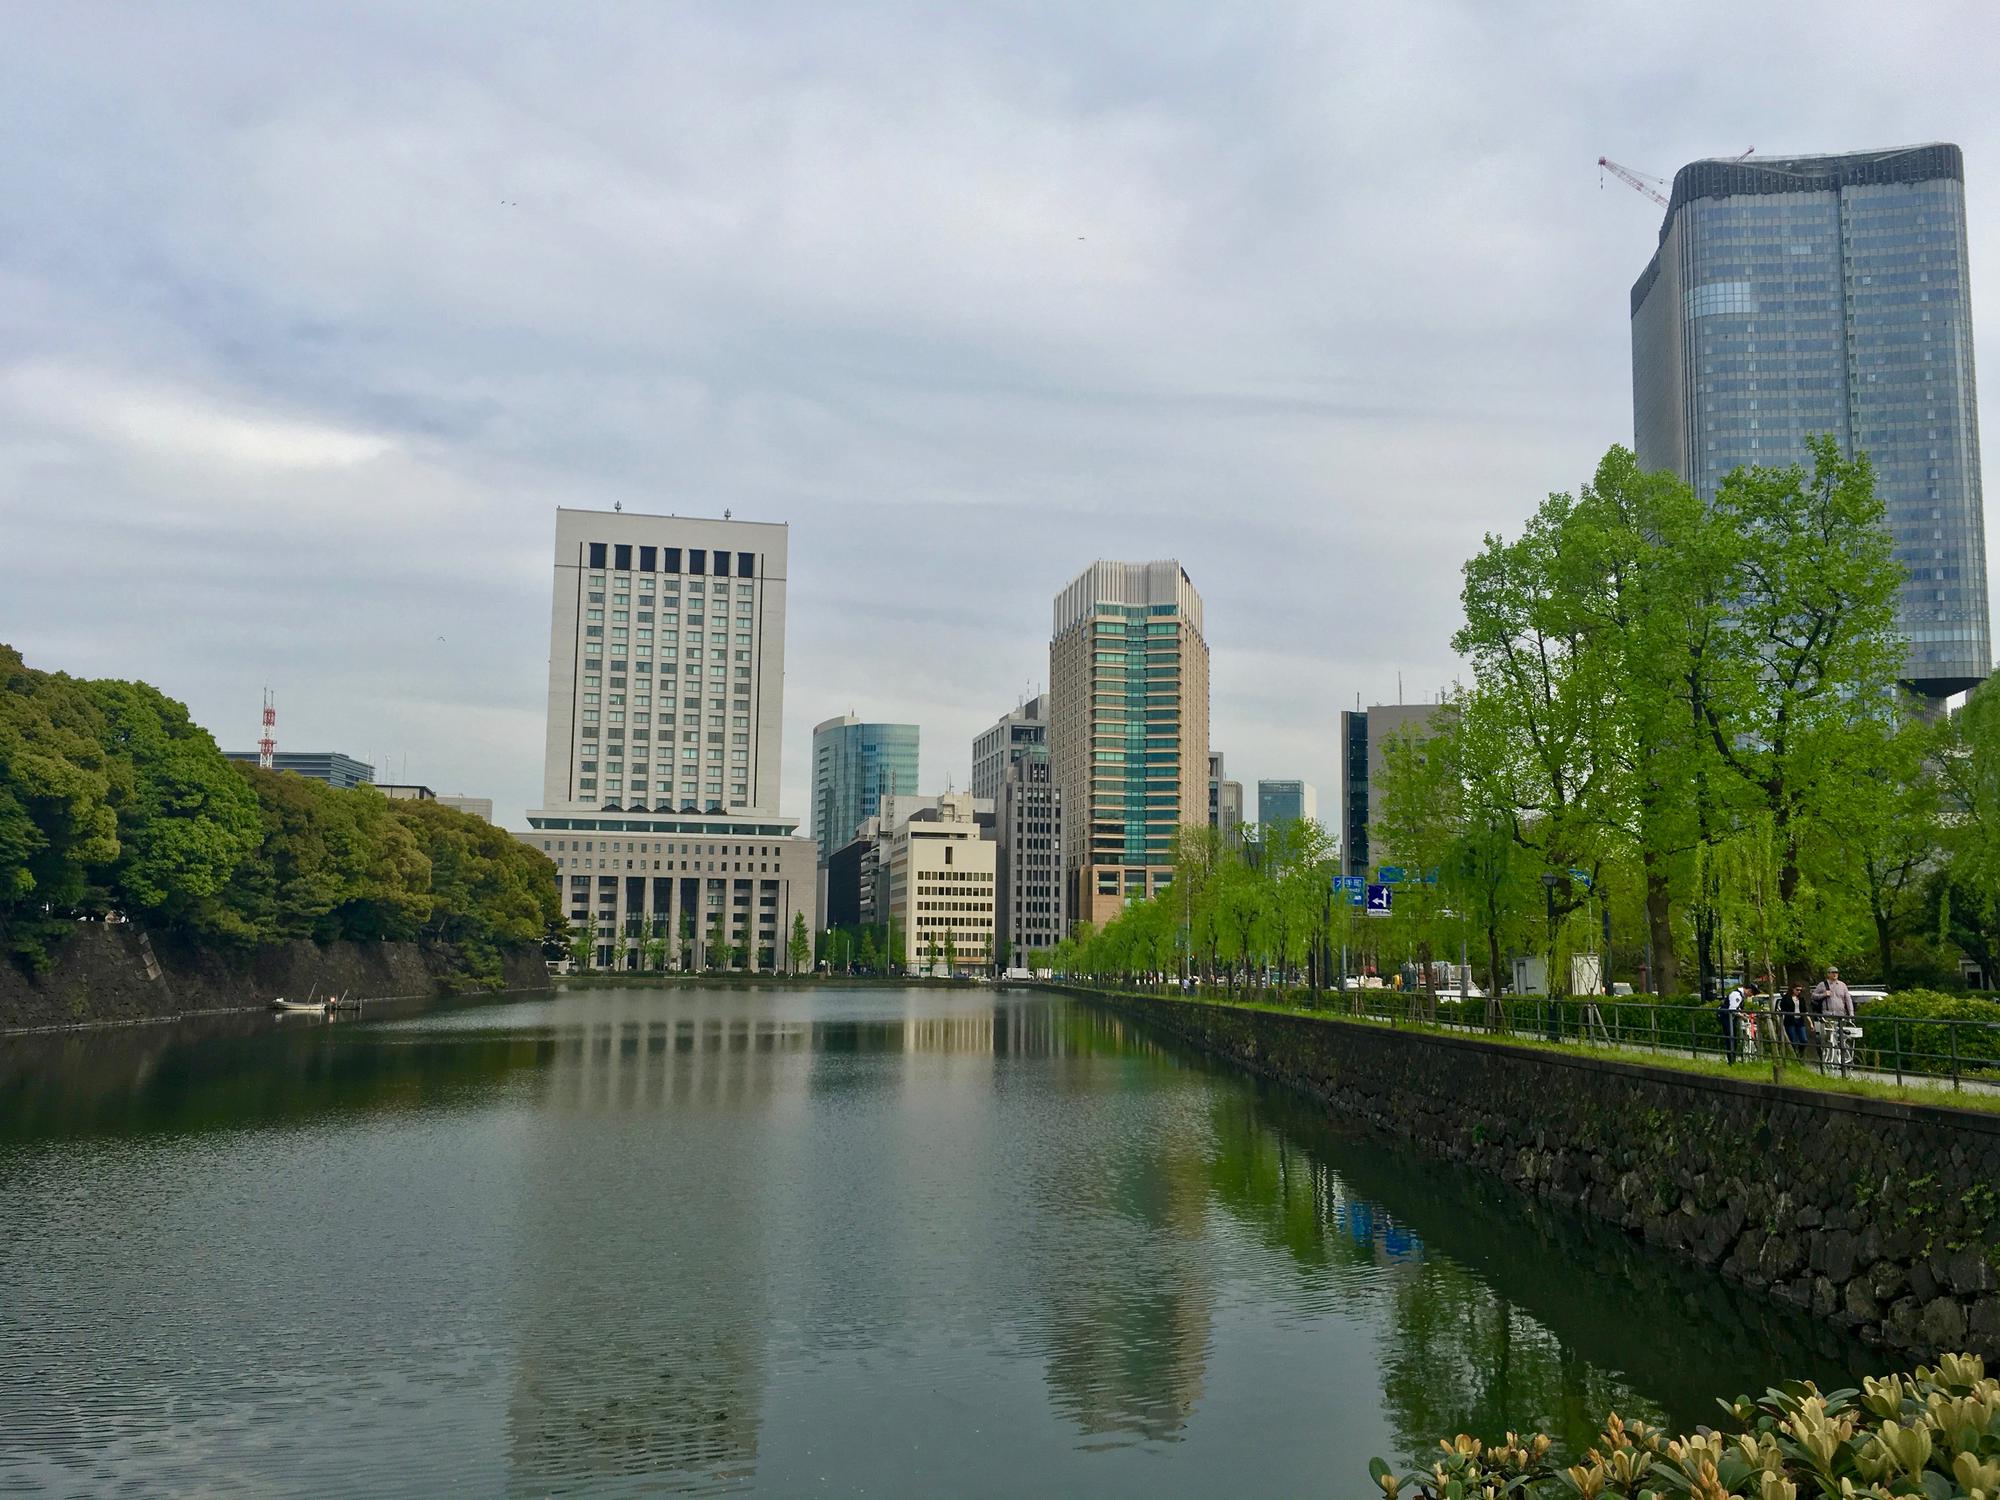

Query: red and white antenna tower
258;689;276;769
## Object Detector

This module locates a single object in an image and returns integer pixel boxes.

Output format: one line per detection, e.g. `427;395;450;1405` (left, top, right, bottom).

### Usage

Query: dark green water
0;984;1870;1498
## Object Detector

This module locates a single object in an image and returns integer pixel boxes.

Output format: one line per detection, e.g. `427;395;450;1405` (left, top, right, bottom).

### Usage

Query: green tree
788;911;811;973
1697;438;1904;981
0;647;120;963
84;677;263;930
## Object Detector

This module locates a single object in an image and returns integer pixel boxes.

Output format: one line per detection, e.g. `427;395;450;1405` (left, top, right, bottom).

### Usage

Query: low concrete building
375;783;436;802
440;795;494;823
224;750;374;789
884;792;996;973
519;820;817;972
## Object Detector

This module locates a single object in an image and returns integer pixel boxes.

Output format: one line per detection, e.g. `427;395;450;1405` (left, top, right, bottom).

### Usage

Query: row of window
586;544;758;577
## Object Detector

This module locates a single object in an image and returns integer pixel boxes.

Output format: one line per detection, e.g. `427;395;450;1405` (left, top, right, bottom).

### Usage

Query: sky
4;1;1999;829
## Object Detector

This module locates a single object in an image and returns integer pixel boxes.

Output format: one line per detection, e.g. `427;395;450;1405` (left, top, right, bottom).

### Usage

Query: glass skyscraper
810;715;919;862
1631;143;1989;698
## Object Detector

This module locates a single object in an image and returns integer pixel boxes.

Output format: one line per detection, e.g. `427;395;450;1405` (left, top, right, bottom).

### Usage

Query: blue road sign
1366;883;1393;916
1377;866;1406;885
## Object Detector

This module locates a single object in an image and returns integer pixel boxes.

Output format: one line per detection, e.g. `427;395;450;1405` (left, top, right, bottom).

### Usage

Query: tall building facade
997;754;1065;963
1339;703;1452;878
971;695;1048;803
538;508;788;812
1049;560;1210;927
517;508;816;972
1207;751;1244;844
1631;143;1990;698
1256;779;1317;830
810;715;919;863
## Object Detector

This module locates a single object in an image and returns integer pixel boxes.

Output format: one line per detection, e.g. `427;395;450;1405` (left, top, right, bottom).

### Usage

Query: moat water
0;983;1870;1498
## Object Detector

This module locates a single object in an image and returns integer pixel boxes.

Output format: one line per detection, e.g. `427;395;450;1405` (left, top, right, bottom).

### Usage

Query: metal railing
1080;978;2000;1094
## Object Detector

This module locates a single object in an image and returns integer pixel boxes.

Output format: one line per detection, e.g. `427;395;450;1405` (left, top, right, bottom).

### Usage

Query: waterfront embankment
0;924;549;1032
1062;985;2000;1361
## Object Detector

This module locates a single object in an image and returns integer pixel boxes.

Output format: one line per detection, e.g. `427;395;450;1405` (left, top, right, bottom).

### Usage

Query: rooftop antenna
257;689;276;769
613;501;622;512
1397;671;1404;704
724;508;732;520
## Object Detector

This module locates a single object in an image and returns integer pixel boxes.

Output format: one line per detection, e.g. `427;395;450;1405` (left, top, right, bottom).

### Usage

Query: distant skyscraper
811;715;920;863
514;507;816;973
1256;779;1317;830
1339;704;1453;878
971;695;1048;803
1631;143;1989;698
1049;560;1210;926
1207;752;1243;843
997;753;1064;962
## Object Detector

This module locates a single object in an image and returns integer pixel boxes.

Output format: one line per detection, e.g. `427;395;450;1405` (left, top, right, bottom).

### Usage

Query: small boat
270;996;329;1014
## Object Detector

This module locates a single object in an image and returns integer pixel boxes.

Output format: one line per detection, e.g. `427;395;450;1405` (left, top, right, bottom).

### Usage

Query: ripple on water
0;985;1871;1498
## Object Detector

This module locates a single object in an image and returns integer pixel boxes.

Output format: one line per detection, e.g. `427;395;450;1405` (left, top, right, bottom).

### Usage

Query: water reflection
0;986;1873;1498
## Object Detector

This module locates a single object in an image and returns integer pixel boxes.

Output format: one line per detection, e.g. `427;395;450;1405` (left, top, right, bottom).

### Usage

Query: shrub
1857;991;2000;1078
1370;1353;2000;1500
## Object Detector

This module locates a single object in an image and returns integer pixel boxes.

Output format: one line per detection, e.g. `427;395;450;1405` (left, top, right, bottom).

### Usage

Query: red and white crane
1599;149;1752;208
1597;157;1670;207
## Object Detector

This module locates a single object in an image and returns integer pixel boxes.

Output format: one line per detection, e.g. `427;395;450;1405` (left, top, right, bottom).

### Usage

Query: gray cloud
3;1;1997;824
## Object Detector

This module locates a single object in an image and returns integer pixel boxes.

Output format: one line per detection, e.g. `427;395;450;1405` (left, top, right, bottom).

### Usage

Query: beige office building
517;507;817;971
883;792;996;973
1049;560;1209;928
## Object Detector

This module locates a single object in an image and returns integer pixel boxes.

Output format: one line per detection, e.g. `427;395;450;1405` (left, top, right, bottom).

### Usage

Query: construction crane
1598;156;1669;207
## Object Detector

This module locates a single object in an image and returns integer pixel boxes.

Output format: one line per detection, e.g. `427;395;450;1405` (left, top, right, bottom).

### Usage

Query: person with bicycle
1811;965;1855;1072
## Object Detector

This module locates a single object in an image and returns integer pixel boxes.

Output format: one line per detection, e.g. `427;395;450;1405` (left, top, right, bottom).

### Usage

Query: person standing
1721;980;1752;1063
1779;983;1809;1055
1811;966;1855;1072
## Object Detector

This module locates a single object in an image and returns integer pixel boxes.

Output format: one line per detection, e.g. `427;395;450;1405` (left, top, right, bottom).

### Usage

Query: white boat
269;996;328;1013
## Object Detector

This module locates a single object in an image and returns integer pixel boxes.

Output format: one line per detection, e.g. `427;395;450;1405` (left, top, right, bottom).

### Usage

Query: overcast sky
4;2;1998;829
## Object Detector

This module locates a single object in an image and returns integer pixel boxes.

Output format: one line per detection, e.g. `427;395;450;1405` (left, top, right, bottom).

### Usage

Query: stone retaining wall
1;924;548;1031
1074;988;2000;1360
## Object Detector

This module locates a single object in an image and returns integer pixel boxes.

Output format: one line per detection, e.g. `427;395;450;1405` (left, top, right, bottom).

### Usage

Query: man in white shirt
1721;980;1752;1064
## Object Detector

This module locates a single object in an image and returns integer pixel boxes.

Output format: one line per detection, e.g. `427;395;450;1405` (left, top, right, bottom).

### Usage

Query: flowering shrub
1370;1353;2000;1500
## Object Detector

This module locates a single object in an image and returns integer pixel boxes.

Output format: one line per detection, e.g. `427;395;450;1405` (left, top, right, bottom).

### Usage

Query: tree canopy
0;645;558;973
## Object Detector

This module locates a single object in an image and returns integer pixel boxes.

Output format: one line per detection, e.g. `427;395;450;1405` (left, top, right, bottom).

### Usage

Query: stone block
1921;1296;1968;1348
1844;1279;1880;1324
1947;1247;1996;1296
1822;1230;1859;1285
1870;1261;1908;1301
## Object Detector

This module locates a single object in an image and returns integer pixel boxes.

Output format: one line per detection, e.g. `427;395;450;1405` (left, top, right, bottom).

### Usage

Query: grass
1061;982;2000;1117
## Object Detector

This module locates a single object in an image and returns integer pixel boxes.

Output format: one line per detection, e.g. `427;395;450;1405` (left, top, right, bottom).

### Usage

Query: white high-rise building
517;508;817;973
539;508;788;813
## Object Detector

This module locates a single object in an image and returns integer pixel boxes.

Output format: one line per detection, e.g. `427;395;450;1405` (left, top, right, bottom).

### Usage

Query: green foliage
1857;991;2000;1077
1373;442;1935;998
0;647;122;964
1371;1352;2000;1500
0;645;557;980
83;677;264;925
788;912;811;973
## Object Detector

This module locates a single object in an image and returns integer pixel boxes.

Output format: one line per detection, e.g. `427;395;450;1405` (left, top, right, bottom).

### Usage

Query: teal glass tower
1631;143;1989;698
811;715;920;862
